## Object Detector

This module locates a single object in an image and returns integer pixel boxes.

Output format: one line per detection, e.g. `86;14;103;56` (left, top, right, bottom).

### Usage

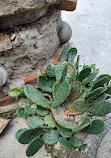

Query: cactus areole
9;44;111;157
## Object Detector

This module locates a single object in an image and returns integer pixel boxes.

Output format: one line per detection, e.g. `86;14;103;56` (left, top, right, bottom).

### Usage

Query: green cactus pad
72;116;91;133
89;93;106;105
16;107;30;118
66;63;75;78
85;87;105;103
52;81;70;108
44;115;56;128
16;128;43;144
46;63;55;77
57;125;72;138
24;106;36;115
60;44;70;62
70;136;87;150
93;74;111;85
37;106;49;116
67;48;77;63
55;62;65;81
28;116;44;128
56;119;78;130
26;137;44;157
78;67;91;82
66;99;89;115
92;76;109;90
24;84;51;110
105;86;111;96
19;98;32;107
43;130;59;145
75;55;80;70
8;88;24;97
82;72;98;85
59;137;72;149
84;119;105;134
37;76;56;93
88;100;111;116
15;128;27;141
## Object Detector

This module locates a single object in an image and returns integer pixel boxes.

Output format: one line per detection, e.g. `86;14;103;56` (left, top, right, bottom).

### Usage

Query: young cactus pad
27;116;44;128
46;63;55;77
52;81;70;108
59;137;72;149
24;84;51;110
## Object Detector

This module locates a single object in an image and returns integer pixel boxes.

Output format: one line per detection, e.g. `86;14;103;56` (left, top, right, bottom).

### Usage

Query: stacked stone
0;0;77;105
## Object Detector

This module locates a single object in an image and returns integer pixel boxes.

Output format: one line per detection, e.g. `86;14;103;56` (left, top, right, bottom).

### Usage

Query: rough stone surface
0;67;8;88
97;131;111;158
0;102;19;114
0;0;61;28
59;21;72;44
0;33;12;52
0;118;10;134
0;8;62;83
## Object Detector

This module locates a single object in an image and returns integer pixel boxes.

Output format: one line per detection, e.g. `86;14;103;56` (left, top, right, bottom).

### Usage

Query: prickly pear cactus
8;45;111;157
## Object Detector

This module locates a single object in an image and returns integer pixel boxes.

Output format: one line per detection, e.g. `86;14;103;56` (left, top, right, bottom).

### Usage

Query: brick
0;96;14;106
40;69;46;74
52;54;60;64
55;0;77;11
24;74;38;84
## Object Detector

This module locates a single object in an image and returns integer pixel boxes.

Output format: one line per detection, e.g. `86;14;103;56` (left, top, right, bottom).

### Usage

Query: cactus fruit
60;44;70;62
37;76;56;93
78;67;91;82
16;128;43;144
8;88;24;97
70;136;87;150
57;125;72;138
28;116;44;128
66;100;89;115
88;100;111;116
67;48;77;63
19;98;32;107
52;81;70;108
85;87;105;103
92;76;109;90
26;137;44;157
84;119;105;134
16;107;30;118
36;106;49;117
44;115;56;128
46;64;55;77
72;116;91;133
59;137;72;149
55;62;65;81
24;106;36;115
24;84;51;110
43;130;59;145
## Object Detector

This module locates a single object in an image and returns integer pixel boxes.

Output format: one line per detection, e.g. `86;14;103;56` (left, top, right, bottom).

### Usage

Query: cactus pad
46;63;55;77
37;76;56;93
16;128;43;144
52;81;70;108
88;100;111;116
93;74;111;85
16;107;30;118
24;84;51;110
26;137;44;157
28;116;44;128
8;88;24;97
43;130;59;145
78;67;91;82
84;119;105;134
82;72;98;86
24;106;36;115
55;62;65;81
59;137;72;149
36;106;49;116
44;115;56;128
60;44;70;62
57;125;72;138
19;98;32;107
72;116;91;133
15;128;27;141
67;48;77;63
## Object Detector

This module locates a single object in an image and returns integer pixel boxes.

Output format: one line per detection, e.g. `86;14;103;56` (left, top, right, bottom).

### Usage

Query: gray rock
59;21;72;44
0;118;10;134
0;0;60;28
97;131;111;158
0;67;8;87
